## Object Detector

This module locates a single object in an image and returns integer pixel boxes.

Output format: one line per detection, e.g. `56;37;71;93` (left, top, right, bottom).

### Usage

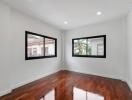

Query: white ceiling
2;0;132;30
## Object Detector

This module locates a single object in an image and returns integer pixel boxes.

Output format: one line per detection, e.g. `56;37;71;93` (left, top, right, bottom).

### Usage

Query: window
72;35;106;58
25;31;57;60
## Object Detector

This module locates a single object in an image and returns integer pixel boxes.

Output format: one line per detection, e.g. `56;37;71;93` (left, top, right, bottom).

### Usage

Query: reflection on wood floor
40;87;104;100
40;89;55;100
0;70;132;100
73;87;104;100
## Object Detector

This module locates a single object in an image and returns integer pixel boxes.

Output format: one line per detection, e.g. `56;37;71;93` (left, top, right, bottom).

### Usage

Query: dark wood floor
0;70;132;100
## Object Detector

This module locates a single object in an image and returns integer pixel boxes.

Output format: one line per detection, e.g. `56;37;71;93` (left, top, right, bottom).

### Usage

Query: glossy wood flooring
0;70;132;100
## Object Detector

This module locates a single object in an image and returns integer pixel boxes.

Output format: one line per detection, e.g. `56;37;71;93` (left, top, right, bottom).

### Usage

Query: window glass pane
45;38;55;56
27;34;44;57
73;35;106;57
87;37;104;56
74;39;87;55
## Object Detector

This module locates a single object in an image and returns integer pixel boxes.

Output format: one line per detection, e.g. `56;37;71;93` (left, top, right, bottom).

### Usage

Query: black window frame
72;35;106;58
25;31;57;60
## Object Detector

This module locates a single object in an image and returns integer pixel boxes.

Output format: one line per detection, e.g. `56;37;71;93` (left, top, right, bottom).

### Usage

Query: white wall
64;18;127;81
0;2;62;96
0;1;130;97
127;10;132;90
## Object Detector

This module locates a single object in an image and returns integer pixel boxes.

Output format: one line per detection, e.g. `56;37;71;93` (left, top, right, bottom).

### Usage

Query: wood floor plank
0;70;131;100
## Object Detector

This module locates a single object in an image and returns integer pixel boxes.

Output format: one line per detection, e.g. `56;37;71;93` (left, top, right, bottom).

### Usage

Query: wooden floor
0;70;132;100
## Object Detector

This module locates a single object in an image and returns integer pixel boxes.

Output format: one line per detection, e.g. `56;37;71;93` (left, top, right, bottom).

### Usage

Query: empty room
0;0;132;100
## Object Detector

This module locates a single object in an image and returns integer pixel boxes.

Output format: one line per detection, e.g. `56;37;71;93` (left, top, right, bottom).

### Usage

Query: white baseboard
63;68;132;91
11;69;61;90
0;69;61;97
63;68;125;81
0;68;131;97
0;89;12;97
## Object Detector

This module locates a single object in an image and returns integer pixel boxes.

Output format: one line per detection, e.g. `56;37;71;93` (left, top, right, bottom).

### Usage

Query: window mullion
44;37;45;57
86;39;88;55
